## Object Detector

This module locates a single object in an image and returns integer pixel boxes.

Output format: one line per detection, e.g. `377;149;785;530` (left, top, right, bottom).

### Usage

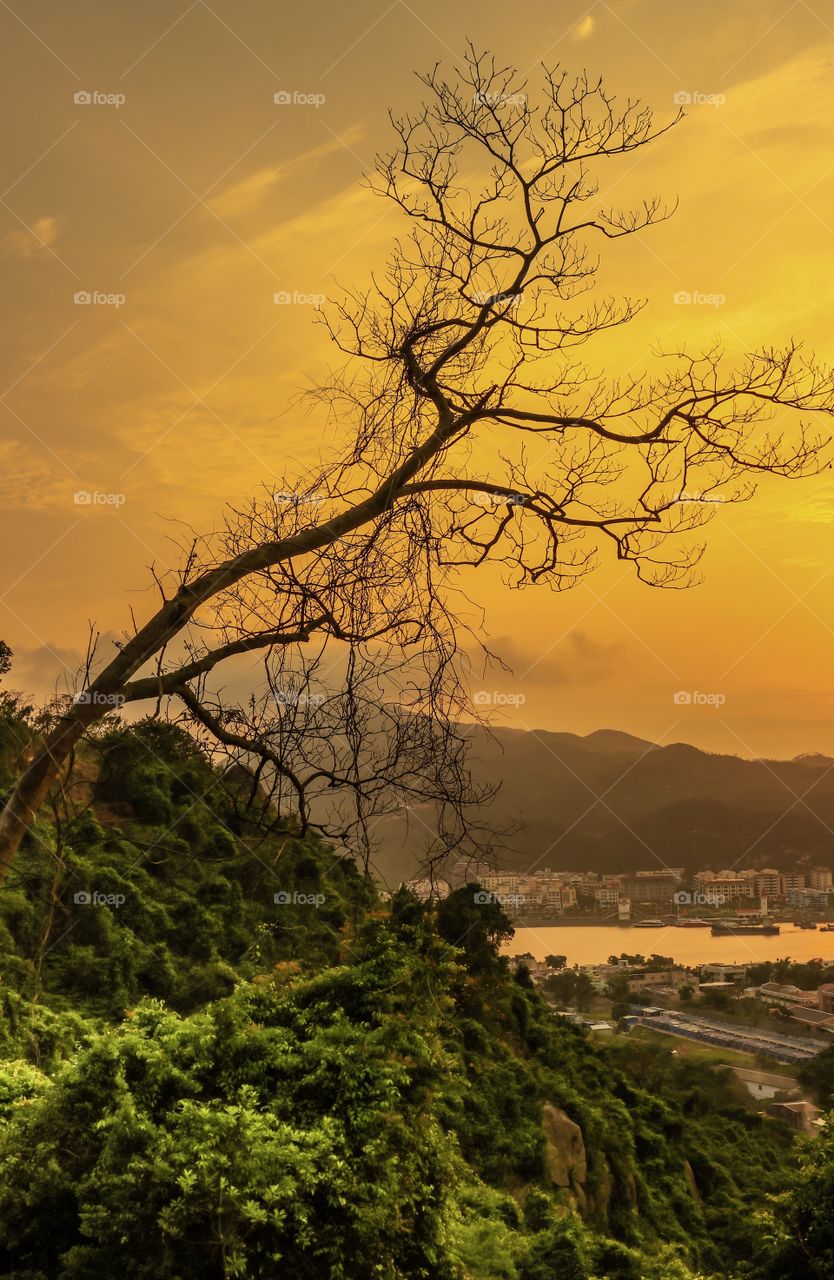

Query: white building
594;884;620;908
693;871;755;904
731;1067;797;1100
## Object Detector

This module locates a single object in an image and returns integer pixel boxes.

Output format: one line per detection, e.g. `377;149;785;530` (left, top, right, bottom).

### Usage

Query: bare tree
1;47;832;883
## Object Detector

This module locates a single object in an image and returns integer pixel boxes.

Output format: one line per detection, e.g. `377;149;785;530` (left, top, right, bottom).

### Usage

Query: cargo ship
710;921;780;936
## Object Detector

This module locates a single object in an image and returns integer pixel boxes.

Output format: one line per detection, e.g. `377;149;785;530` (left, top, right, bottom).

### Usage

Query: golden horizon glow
3;0;834;758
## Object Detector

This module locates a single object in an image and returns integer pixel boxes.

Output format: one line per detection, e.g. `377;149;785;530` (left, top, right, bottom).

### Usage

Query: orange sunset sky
2;0;834;758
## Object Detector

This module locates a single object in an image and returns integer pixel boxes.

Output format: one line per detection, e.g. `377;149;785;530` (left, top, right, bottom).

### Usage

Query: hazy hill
373;726;834;883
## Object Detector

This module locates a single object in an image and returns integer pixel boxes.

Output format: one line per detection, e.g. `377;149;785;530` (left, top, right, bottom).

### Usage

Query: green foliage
0;716;820;1279
0;926;464;1279
800;1041;834;1108
747;957;834;990
746;1118;834;1280
543;968;595;1010
0;720;374;1027
435;884;515;973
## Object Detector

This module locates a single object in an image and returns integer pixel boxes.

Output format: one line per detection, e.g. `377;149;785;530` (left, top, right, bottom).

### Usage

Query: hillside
373;726;834;883
0;711;832;1277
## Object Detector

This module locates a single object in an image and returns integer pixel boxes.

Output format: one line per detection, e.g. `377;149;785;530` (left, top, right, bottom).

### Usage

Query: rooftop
728;1067;796;1089
790;1008;834;1029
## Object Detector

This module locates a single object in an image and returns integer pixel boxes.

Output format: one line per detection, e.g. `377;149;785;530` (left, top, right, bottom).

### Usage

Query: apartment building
809;866;833;890
621;873;677;903
752;869;782;899
481;872;576;913
481;873;523;895
535;878;576;912
693;871;755;904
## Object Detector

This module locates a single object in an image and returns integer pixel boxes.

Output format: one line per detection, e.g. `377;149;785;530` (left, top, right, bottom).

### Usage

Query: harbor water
507;923;834;967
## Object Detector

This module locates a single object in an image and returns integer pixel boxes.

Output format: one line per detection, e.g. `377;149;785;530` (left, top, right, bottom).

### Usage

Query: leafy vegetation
0;696;830;1278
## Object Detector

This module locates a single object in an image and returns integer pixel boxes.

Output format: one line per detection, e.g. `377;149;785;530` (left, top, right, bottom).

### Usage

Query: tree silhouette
1;48;833;882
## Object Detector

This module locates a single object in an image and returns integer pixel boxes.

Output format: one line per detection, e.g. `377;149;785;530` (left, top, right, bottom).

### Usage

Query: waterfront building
787;887;830;910
693;871;756;904
753;869;782;899
593;884;620;908
621;873;677;903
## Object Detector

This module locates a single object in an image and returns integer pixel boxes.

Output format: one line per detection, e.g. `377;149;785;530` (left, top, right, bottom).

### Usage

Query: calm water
507;924;834;968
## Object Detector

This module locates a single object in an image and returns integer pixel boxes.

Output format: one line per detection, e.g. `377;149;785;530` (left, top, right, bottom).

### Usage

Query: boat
820;924;834;933
710;921;780;936
633;919;665;928
675;919;711;928
798;922;818;930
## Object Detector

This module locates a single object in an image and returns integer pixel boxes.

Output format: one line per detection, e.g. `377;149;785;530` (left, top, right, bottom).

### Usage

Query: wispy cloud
2;215;60;261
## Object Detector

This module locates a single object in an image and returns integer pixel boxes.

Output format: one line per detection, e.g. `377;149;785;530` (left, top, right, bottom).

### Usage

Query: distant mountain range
371;727;834;885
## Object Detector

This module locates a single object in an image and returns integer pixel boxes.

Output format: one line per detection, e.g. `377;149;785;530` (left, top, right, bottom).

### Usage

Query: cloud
472;630;626;687
573;14;595;41
208;166;285;219
2;215;60;261
2;631;128;704
207;126;366;219
2;640;84;701
0;440;74;511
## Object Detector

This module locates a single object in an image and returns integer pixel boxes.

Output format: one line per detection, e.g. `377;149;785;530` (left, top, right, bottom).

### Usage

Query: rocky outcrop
683;1158;702;1202
542;1103;587;1198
